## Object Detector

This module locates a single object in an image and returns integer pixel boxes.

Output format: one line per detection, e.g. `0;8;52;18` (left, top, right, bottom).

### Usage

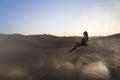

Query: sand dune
0;33;119;80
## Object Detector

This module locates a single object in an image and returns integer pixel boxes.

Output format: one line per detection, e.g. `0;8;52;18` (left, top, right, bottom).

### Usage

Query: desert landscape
0;33;119;80
1;0;120;80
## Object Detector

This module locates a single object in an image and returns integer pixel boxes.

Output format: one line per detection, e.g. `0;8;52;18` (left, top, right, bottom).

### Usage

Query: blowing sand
0;34;119;80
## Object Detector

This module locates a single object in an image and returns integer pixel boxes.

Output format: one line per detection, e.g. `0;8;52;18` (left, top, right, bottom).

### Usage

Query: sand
0;33;119;80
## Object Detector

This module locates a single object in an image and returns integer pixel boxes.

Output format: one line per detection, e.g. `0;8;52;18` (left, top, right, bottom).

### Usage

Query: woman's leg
69;42;80;53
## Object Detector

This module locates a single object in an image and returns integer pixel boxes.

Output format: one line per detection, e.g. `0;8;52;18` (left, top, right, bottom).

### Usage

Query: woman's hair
83;31;88;40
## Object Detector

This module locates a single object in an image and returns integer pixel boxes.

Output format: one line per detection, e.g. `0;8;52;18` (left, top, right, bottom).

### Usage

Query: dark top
80;37;88;46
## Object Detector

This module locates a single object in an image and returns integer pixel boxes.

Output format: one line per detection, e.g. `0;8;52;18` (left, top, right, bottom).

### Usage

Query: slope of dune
0;33;119;80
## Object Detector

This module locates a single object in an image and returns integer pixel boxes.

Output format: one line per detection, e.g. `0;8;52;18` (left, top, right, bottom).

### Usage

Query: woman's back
81;31;88;46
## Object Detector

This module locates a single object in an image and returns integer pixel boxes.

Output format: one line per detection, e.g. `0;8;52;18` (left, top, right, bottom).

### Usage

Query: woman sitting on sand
69;31;88;53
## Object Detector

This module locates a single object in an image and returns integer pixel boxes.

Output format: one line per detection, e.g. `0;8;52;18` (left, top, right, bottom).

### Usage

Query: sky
0;0;120;36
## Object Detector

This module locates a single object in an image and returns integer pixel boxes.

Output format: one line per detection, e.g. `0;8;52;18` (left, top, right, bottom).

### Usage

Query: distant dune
0;33;119;80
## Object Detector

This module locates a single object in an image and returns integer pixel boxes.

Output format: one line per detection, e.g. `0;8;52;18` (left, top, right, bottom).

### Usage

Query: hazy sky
0;0;120;36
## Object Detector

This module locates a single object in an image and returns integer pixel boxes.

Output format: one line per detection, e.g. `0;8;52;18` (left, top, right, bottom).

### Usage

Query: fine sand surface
0;34;119;80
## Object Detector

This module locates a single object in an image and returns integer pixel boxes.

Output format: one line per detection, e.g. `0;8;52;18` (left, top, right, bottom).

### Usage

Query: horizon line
0;32;119;37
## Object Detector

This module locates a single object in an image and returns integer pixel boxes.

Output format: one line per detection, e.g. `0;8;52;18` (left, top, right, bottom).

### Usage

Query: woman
69;31;88;53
